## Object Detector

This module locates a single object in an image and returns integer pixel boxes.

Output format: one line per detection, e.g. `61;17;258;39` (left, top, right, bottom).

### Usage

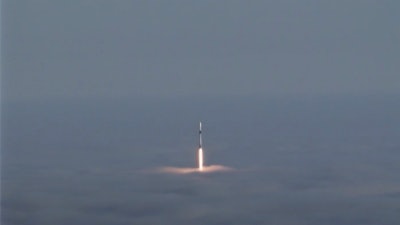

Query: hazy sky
2;0;399;101
2;2;400;224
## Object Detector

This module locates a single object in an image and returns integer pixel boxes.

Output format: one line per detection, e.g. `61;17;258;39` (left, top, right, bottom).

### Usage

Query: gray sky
2;2;400;224
2;0;399;101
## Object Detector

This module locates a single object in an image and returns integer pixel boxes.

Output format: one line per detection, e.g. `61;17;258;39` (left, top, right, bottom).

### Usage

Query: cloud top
149;165;235;174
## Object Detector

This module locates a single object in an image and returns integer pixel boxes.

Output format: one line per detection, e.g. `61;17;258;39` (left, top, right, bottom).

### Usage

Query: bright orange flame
198;148;203;171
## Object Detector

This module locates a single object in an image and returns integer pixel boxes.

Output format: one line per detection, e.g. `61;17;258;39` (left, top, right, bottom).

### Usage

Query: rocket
197;122;204;170
199;122;202;148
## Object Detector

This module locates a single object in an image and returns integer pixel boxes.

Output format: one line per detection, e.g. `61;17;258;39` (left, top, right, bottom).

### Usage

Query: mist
2;96;400;224
2;1;400;224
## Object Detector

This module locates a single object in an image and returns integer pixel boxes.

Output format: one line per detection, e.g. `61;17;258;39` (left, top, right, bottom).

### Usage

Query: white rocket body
198;122;204;170
199;122;202;148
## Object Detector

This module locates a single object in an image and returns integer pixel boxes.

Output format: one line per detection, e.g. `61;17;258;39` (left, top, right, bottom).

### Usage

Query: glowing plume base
153;165;234;174
198;148;203;171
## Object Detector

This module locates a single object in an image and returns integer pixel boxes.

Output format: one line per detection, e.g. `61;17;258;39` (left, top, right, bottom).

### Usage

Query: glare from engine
198;148;204;171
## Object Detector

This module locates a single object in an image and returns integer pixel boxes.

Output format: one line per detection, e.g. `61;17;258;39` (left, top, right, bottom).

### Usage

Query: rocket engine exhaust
198;148;203;171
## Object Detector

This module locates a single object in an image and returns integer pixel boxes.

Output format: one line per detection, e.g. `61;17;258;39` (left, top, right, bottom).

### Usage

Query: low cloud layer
150;165;235;174
3;97;400;224
3;164;400;225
